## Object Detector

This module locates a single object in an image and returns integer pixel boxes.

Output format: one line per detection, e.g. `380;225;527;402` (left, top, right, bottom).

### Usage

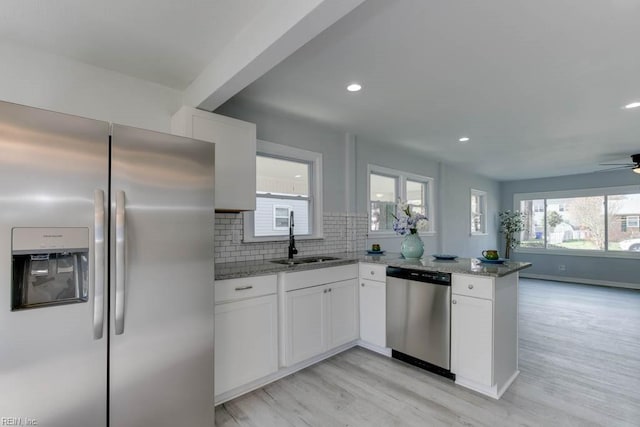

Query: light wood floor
215;279;640;426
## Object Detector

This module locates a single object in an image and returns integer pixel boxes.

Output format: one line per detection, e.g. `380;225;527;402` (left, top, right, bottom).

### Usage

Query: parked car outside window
619;238;640;251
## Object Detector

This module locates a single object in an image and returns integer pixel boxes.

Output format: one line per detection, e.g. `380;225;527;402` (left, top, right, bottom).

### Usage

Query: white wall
501;169;640;287
356;140;501;257
355;140;440;254
218;99;504;258
216;100;347;213
440;163;500;257
0;41;181;132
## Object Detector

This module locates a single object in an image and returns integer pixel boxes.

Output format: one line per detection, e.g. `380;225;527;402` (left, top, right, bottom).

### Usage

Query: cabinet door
327;279;359;349
172;107;256;211
451;294;493;386
215;294;278;396
192;114;256;211
359;278;386;348
285;285;327;366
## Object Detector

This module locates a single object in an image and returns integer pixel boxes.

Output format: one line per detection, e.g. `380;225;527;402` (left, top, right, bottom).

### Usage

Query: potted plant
499;210;526;259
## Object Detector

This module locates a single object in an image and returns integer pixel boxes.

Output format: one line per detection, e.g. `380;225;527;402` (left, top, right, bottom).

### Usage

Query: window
369;173;397;232
243;141;323;242
273;206;291;230
515;186;640;256
368;165;434;234
471;189;487;235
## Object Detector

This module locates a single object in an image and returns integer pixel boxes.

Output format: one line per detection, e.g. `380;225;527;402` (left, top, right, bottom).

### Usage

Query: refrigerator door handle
115;190;126;335
93;190;105;340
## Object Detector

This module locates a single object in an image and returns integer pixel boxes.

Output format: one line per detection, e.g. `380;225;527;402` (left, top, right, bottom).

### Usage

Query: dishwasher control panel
386;267;451;285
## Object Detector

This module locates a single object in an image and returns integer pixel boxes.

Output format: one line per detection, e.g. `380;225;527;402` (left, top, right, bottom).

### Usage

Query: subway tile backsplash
215;212;368;263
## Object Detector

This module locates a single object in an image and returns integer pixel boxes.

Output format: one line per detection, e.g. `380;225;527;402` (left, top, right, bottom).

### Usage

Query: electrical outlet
232;230;241;244
558;264;566;271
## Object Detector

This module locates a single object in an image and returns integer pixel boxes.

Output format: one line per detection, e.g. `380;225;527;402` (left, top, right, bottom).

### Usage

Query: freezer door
109;125;215;426
0;101;109;426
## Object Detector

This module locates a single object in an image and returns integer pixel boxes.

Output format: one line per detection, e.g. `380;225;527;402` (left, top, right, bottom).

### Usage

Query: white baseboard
214;341;358;405
455;370;519;400
356;340;392;357
520;273;640;290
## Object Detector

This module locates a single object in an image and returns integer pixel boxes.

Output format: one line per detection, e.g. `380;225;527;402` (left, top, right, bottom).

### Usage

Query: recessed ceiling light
624;101;640;109
375;193;384;198
294;174;302;178
458;137;470;143
347;83;362;92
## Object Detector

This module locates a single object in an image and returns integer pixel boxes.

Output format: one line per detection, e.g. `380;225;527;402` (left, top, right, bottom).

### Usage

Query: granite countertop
215;251;532;280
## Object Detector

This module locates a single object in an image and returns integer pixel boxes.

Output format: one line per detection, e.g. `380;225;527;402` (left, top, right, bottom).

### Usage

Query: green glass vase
401;232;424;259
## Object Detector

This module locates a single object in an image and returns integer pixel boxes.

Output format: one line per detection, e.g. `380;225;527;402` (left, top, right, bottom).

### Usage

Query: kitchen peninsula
214;253;531;402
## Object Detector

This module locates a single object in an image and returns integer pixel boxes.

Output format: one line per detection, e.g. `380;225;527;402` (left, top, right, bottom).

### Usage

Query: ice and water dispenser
11;227;89;310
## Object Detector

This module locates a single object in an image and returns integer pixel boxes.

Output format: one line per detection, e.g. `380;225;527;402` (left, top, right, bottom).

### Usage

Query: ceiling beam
182;0;366;112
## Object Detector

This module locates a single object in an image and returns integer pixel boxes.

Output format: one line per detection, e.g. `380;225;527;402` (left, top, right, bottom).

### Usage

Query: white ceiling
0;0;270;89
2;0;639;181
228;0;640;181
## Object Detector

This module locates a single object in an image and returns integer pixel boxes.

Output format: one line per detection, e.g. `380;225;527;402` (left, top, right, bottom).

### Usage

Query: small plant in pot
499;210;526;259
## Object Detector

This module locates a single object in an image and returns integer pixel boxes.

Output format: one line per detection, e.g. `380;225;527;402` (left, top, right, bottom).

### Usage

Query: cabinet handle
468;284;474;289
361;283;365;287
324;289;327;293
235;285;253;291
370;271;375;275
328;288;332;292
452;300;457;304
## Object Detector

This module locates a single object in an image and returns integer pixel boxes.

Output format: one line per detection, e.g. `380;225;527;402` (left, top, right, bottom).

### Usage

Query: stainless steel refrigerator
0;101;215;426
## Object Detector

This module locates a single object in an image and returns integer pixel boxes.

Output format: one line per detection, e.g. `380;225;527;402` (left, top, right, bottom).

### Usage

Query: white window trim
243;140;323;242
470;188;488;236
513;185;640;258
367;164;436;237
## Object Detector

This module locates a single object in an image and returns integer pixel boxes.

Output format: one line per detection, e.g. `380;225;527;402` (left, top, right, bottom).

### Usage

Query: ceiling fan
599;154;640;174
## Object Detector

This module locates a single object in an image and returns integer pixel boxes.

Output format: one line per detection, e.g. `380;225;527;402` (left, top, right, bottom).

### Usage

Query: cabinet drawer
452;274;494;300
283;264;358;292
215;275;277;304
358;263;386;283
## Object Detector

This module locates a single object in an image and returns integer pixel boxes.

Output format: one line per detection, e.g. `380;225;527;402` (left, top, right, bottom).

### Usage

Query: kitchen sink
270;256;341;266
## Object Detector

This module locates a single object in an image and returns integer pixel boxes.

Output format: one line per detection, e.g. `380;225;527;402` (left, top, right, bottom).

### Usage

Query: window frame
367;164;435;236
470;189;488;236
513;185;640;259
243;140;323;242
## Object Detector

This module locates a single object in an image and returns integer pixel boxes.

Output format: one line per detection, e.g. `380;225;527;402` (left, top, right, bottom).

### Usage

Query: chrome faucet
288;211;298;260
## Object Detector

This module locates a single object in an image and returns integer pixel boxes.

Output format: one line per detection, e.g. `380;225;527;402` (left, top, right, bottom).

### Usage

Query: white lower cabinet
328;279;359;348
450;273;519;399
283;273;359;367
214;276;278;398
286;284;328;365
359;278;386;348
451;294;493;385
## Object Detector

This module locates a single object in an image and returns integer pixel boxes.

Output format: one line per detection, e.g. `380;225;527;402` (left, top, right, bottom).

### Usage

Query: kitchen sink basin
270;256;341;266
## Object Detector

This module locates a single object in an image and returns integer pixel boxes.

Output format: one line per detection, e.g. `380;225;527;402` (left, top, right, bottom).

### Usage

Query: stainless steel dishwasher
386;266;454;379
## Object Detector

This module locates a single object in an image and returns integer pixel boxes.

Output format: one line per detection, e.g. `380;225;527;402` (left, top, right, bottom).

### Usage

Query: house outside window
273;205;292;230
368;165;434;234
243;141;323;242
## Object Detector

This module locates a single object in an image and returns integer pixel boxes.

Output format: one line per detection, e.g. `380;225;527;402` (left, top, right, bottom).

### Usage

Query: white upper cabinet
171;106;256;212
